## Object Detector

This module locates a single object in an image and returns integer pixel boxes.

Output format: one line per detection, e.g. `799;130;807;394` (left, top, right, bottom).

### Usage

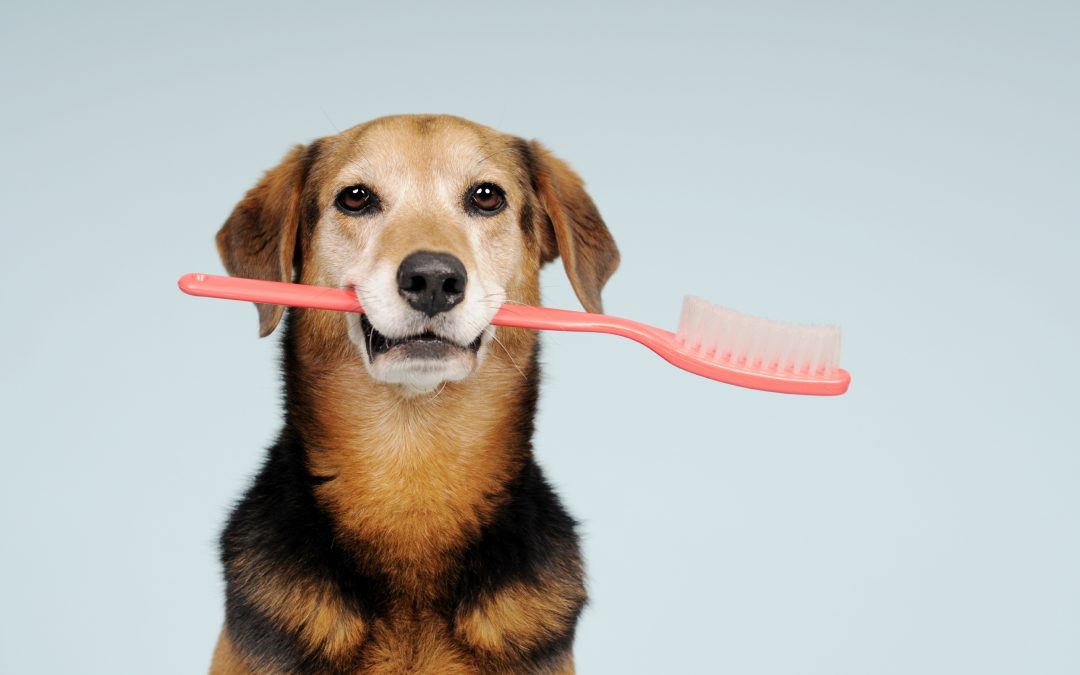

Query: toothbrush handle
177;273;660;338
179;273;362;313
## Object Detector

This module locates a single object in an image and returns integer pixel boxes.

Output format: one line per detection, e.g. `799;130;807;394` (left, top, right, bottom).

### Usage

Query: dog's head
216;115;618;395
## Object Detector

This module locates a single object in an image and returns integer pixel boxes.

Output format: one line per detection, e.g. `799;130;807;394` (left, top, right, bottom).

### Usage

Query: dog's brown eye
468;183;506;214
336;184;377;213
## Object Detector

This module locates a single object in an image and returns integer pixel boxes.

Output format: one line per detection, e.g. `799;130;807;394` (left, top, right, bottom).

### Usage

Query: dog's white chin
368;355;476;396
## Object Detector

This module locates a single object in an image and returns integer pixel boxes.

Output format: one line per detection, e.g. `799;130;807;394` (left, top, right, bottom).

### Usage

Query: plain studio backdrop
1;1;1077;673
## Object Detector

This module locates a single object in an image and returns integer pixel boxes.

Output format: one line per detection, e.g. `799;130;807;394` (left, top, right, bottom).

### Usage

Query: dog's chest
352;609;479;674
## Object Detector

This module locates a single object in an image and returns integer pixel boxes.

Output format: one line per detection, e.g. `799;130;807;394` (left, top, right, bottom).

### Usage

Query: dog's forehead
318;116;522;189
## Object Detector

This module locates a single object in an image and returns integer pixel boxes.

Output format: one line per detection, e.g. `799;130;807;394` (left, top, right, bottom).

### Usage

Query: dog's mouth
359;314;483;362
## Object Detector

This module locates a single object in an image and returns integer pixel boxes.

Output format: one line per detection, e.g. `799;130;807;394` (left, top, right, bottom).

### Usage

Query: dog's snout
396;251;467;317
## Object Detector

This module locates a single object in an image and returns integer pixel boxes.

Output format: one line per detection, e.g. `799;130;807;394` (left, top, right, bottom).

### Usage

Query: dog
209;114;619;674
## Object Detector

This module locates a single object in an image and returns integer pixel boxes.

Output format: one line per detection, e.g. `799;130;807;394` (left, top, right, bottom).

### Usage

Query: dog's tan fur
210;115;617;673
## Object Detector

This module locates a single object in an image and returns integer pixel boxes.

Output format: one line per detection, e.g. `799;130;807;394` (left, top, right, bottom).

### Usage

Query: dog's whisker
488;330;528;383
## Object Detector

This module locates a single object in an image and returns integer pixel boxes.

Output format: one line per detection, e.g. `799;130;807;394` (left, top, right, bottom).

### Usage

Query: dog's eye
336;184;378;213
468;183;506;215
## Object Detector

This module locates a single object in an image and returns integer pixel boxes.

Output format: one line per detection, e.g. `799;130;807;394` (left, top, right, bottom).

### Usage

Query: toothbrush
178;273;850;396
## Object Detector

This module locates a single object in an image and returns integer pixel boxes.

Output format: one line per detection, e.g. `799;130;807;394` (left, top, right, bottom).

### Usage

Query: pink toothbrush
178;273;850;396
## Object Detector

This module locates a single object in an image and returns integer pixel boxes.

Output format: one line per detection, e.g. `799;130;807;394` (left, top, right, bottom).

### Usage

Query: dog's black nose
396;251;467;316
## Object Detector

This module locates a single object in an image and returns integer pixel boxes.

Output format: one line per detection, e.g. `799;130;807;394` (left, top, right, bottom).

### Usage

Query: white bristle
675;296;842;378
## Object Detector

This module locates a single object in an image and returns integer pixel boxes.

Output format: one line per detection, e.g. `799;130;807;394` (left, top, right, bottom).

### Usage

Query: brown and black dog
209;115;619;674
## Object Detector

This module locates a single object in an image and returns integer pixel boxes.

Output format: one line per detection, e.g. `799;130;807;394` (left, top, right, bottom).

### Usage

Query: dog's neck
279;309;541;598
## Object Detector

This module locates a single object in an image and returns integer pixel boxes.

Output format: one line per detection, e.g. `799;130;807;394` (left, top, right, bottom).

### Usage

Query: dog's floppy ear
523;140;619;314
216;142;319;337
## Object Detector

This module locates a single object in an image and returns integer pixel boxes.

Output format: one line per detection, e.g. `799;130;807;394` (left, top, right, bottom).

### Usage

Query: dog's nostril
442;277;462;295
407;275;427;292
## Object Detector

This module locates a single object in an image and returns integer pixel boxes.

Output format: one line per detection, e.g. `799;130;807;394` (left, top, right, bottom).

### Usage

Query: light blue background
2;1;1078;673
